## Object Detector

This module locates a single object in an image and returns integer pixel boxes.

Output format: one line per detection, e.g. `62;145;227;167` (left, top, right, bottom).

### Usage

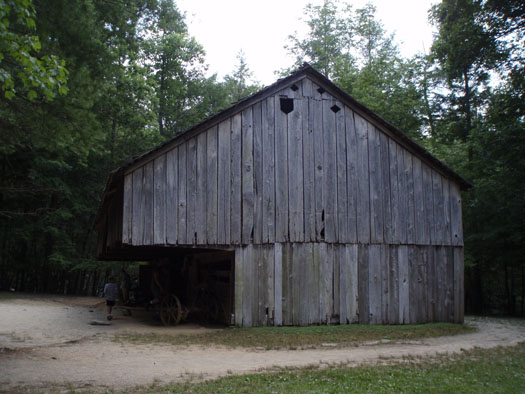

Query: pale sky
176;0;438;85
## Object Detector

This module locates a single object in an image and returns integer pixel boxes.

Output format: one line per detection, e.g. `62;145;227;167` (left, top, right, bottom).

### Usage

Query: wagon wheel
160;294;182;326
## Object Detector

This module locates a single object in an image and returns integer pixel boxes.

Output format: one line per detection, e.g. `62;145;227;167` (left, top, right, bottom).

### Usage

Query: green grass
115;323;473;350
138;343;525;393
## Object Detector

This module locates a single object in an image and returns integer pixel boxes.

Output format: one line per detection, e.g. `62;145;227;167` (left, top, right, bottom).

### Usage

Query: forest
0;0;523;316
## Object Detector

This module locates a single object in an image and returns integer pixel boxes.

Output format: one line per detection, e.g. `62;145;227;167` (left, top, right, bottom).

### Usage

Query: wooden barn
95;63;469;327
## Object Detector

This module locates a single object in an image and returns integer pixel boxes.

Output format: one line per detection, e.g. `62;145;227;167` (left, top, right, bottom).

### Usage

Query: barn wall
234;243;464;327
121;76;464;248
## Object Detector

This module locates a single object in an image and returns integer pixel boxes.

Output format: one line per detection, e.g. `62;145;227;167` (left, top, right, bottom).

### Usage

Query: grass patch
138;342;525;393
115;323;473;350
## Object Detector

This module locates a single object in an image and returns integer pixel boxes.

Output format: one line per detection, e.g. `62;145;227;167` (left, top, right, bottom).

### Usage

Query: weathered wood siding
121;77;464;248
106;75;466;327
234;243;463;327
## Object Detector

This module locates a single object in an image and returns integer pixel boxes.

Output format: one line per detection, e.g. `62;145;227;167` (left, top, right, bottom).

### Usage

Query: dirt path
1;294;524;392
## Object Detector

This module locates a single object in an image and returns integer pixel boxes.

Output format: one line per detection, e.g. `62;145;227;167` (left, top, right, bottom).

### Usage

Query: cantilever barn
95;64;469;327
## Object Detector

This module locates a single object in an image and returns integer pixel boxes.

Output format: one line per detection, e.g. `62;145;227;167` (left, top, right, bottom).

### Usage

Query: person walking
103;276;119;320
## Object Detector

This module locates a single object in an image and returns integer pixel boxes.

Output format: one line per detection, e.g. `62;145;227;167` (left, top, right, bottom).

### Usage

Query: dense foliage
0;0;523;316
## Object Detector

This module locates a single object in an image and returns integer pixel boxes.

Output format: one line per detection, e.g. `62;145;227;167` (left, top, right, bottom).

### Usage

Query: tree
0;0;68;101
222;50;261;103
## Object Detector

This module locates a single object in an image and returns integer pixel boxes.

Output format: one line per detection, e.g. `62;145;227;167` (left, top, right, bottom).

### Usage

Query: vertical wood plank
422;163;433;245
230;114;242;244
369;126;384;244
251;245;259;325
196;131;207;244
131;168;143;245
153;155;166;245
234;247;243;326
339;245;348;324
318;243;329;323
418;246;429;322
142;161;154;245
345;107;358;243
453;247;464;323
389;141;401;244
186;138;197;244
332;245;340;323
413;157;425;245
275;96;289;242
312;243;321;324
242;245;253;327
123;174;133;244
408;246;418;323
380;133;392;244
398;245;409;323
446;247;455;322
358;244;370;323
442;179;452;245
206;126;218;244
166;149;178;244
336;102;349;242
323;99;337;242
241;107;254;244
368;244;382;324
288;98;304;242
450;183;464;246
218;119;231;244
281;243;292;325
380;245;390;324
177;145;187;244
347;244;359;323
303;243;315;324
253;101;263;244
404;150;416;244
262;97;276;243
274;243;283;326
388;245;399;324
355;114;371;243
259;246;275;325
432;171;444;245
429;247;439;322
313;97;324;241
303;97;315;241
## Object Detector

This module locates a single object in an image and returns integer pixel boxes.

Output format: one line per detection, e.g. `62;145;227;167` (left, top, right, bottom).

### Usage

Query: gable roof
94;63;471;228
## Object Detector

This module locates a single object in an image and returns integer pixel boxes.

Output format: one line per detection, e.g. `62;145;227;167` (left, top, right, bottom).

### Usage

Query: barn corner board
95;63;469;327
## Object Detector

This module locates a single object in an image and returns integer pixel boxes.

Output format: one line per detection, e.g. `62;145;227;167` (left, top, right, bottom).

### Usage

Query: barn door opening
183;250;234;326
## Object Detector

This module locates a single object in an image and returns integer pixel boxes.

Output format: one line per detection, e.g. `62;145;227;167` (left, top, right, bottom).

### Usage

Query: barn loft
94;63;470;327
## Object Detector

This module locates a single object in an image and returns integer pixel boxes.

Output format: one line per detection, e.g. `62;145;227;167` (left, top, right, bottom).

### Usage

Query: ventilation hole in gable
290;83;299;91
280;97;294;114
317;87;326;94
331;104;341;113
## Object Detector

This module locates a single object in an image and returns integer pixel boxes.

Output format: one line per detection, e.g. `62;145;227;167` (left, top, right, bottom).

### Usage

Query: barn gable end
95;64;467;326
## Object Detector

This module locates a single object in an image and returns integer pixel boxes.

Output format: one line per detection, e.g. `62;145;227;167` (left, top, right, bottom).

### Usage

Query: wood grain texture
218;119;231;244
206;126;218;244
404;150;416;244
253;102;263;244
242;245;253;327
230;114;242;244
380;133;392;244
450;182;464;246
234;247;243;326
355;114;371;243
358;244;369;323
368;244;382;324
422;163;433;245
453;247;464;323
398;245;409;323
442;179;452;245
123;174;133;244
288;98;304;242
274;243;283;326
336;102;349;243
262;97;276;243
166;148;178;244
186;138;197;244
142;161;154;245
345;107;358;243
275;96;289;242
413;157;424;245
177;145;187;244
389;141;401;244
241;108;254;244
196;131;207;244
432;170;444;245
313;98;324;240
303;97;315;241
322;99;338;242
153;155;167;245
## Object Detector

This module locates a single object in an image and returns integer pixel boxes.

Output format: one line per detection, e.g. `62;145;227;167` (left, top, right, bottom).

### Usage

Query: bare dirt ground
1;293;524;392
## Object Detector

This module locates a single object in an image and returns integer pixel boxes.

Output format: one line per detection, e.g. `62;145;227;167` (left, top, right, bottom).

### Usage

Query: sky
175;0;439;85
